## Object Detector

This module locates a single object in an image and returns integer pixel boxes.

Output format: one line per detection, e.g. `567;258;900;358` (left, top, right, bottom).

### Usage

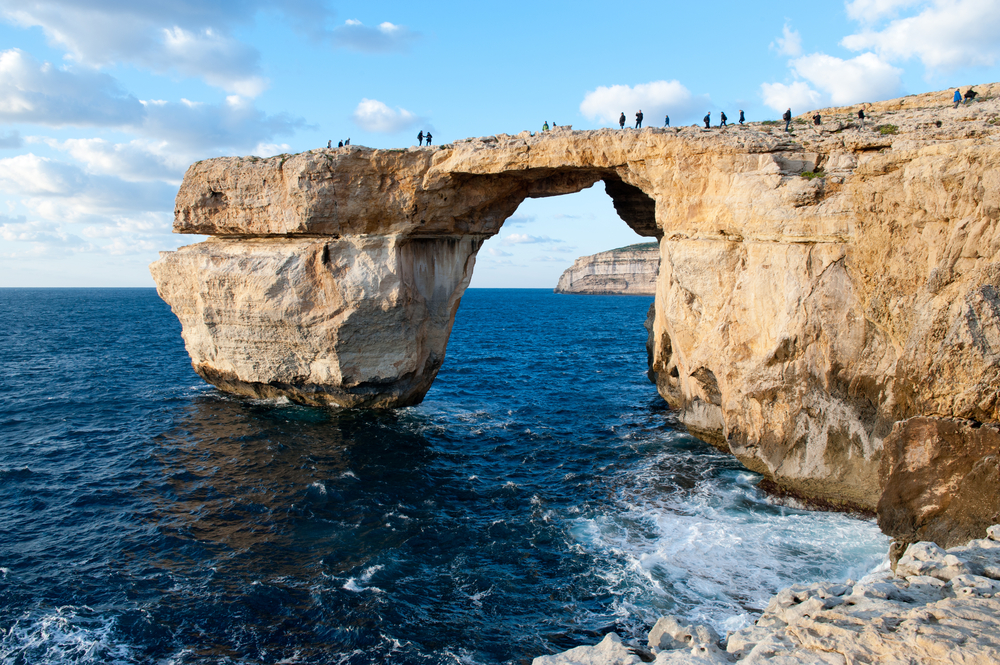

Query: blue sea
0;288;888;664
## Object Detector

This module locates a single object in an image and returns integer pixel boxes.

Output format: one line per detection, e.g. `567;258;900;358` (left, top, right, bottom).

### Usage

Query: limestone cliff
555;242;659;295
152;86;1000;546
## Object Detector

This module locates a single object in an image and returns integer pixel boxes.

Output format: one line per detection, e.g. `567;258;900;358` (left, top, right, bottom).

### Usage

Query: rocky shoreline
533;525;1000;664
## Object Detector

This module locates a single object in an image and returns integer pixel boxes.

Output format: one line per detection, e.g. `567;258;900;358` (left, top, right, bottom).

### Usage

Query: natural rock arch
154;91;1000;545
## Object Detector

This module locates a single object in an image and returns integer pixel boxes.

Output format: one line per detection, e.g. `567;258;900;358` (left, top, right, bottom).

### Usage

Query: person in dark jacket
964;87;978;103
327;140;331;148
954;88;963;108
664;114;670;127
813;114;821;125
704;112;711;129
857;108;865;126
783;108;792;132
720;111;727;127
635;110;643;128
338;140;343;147
425;132;432;145
739;110;745;125
417;130;424;146
619;112;626;129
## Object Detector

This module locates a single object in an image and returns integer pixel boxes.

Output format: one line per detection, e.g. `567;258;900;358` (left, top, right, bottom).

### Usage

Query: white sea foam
569;446;890;635
0;606;136;664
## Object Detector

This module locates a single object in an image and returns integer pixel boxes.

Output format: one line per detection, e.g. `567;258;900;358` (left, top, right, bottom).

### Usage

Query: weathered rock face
152;86;1000;544
555;242;659;295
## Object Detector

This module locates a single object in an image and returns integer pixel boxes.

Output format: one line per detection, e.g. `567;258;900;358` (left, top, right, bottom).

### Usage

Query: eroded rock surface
533;525;1000;665
152;85;1000;540
555;243;659;295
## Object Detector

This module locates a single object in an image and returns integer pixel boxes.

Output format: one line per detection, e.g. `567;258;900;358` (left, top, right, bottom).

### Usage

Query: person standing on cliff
720;111;727;127
813;114;822;126
425;132;432;145
664;114;670;127
619;112;626;129
542;121;549;132
739;110;745;125
857;108;865;126
635;110;643;128
964;87;978;104
783;108;792;132
954;88;963;108
338;140;343;147
327;140;331;148
703;112;711;128
418;130;424;146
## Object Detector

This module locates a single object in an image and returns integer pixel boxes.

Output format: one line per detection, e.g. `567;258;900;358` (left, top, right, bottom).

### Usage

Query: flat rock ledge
533;525;1000;665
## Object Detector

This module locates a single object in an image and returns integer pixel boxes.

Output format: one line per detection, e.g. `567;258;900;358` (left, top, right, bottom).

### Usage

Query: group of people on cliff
417;130;433;145
327;139;350;148
954;87;979;107
613;109;747;130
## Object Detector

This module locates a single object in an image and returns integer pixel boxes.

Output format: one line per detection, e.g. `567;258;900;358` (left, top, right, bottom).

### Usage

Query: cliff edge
152;84;1000;547
555;242;659;295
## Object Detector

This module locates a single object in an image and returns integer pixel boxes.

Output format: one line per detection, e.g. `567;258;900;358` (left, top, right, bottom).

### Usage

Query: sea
0;288;889;665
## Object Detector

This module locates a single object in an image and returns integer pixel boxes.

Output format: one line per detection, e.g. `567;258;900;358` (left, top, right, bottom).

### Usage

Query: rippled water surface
0;288;888;664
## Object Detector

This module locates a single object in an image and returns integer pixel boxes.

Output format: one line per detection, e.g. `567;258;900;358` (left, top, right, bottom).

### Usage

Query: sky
1;1;999;288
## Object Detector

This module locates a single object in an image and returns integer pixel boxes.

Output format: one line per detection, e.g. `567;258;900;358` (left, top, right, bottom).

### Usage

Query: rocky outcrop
152;85;1000;544
532;525;1000;665
555;243;659;294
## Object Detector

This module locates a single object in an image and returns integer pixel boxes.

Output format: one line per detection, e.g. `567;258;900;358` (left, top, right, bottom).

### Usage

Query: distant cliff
555;243;659;294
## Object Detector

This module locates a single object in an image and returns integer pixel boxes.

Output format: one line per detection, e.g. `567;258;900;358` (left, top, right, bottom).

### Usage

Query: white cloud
0;153;176;221
139;95;307;153
332;19;417;53
580;80;708;125
845;0;923;23
46;138;186;183
761;52;903;112
352;98;421;133
488;247;513;257
501;233;563;245
0;48;143;126
0;1;329;96
0;215;89;250
761;81;823;113
771;23;803;57
794;52;903;105
842;1;1000;70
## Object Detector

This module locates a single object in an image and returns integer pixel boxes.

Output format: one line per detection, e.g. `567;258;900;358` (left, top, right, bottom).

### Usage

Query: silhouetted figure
954;88;962;108
619;112;626;129
542;121;549;131
418;130;424;146
345;138;350;145
704;112;711;128
964;87;978;103
327;140;331;148
664;114;670;127
338;140;343;148
720;111;727;127
857;109;865;126
739;110;745;125
635;110;643;128
783;108;792;132
425;132;432;145
813;114;821;125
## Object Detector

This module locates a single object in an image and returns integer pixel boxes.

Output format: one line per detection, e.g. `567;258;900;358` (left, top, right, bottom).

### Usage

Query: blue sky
1;1;999;287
